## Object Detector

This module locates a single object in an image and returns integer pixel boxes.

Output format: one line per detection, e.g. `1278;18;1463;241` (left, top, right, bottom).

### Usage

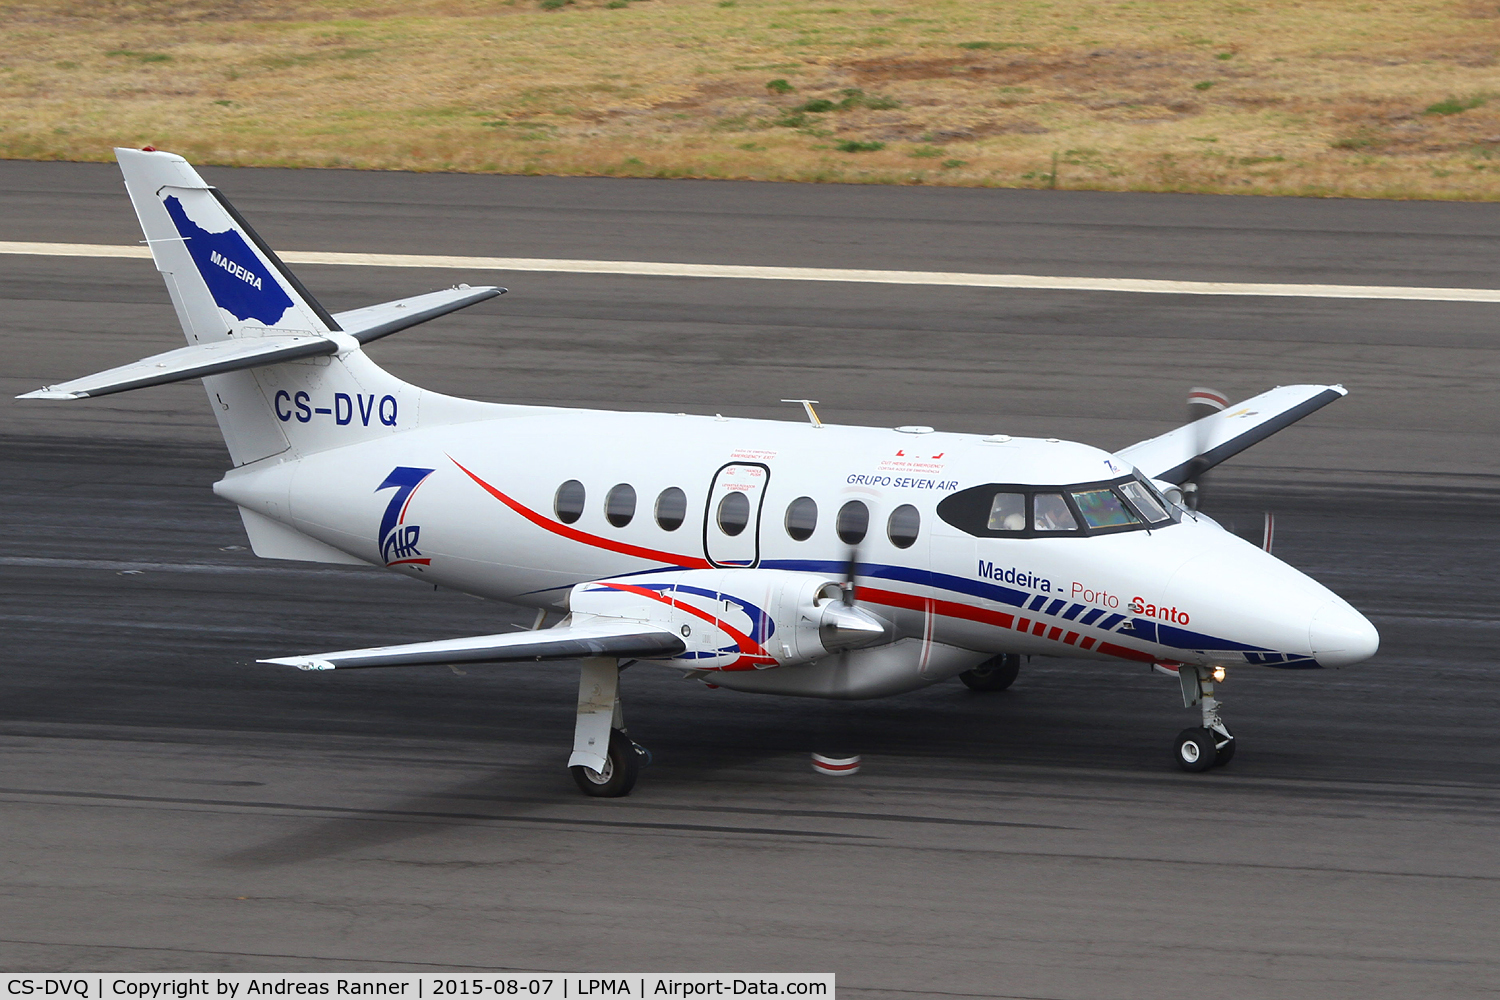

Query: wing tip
259;656;335;671
16;387;86;400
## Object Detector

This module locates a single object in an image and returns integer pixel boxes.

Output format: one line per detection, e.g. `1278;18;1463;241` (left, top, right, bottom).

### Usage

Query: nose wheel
1171;665;1235;771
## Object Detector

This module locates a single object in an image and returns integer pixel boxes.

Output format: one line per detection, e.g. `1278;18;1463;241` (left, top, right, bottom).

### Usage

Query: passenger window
1118;481;1168;523
1071;488;1141;528
1033;493;1078;532
717;491;750;537
987;492;1026;532
654;487;687;531
554;480;586;524
836;500;869;545
785;496;817;541
887;504;920;549
605;483;636;527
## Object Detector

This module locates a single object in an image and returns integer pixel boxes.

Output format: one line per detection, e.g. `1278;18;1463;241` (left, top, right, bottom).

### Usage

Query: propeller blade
843;544;860;604
1183;386;1228;510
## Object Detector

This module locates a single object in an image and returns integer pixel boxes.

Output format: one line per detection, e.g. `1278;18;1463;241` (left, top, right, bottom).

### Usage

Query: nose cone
1309;600;1379;667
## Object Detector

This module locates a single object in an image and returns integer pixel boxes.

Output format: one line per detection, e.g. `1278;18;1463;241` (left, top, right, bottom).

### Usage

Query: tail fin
117;147;338;344
71;148;503;466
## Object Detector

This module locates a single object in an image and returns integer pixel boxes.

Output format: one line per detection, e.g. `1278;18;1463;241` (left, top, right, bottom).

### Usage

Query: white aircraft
20;148;1379;795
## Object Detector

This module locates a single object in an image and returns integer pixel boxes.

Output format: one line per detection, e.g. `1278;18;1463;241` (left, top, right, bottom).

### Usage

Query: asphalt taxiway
1;162;1498;997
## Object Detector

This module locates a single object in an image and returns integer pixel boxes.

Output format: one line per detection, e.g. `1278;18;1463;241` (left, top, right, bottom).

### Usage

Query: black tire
960;653;1021;692
570;728;640;797
1210;732;1236;768
1174;727;1218;772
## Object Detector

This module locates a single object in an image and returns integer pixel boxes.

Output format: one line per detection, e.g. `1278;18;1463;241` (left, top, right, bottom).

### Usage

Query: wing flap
259;617;687;671
1117;384;1347;483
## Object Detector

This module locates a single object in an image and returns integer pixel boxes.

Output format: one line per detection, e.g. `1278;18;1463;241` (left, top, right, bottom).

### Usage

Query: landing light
1212;666;1226;683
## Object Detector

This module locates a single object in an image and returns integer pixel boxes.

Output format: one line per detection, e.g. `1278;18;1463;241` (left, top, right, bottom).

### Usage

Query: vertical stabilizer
116;147;337;344
116;147;339;465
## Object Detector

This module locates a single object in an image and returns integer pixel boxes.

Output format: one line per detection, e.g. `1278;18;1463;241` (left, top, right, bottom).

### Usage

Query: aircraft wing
259;617;686;671
1117;384;1347;484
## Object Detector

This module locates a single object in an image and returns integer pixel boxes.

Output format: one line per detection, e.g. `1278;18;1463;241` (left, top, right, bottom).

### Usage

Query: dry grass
3;0;1500;198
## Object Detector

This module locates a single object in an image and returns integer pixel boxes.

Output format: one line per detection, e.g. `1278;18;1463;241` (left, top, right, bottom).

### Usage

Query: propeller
817;542;889;651
1181;386;1228;511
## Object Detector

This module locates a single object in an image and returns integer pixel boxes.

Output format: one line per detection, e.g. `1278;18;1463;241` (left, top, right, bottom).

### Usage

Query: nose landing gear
1172;664;1234;772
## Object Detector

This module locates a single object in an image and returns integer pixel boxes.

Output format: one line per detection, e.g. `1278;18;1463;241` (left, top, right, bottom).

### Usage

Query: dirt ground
2;0;1499;198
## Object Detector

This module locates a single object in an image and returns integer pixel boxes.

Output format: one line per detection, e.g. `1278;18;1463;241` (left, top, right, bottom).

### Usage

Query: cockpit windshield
936;473;1177;539
1071;488;1140;528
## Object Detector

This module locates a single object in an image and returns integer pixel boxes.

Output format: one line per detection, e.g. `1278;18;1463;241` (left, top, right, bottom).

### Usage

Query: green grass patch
836;139;885;152
105;50;172;63
1425;95;1486;116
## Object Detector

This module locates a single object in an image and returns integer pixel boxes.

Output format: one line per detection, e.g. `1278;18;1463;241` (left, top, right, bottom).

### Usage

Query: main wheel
959;653;1021;692
570;728;641;797
1174;727;1218;772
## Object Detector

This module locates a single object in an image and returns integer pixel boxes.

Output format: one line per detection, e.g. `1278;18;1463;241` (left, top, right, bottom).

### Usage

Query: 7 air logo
377;467;435;567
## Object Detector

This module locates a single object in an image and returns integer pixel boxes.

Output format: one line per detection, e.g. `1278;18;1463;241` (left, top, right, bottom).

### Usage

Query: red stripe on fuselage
451;457;711;569
861;586;1152;662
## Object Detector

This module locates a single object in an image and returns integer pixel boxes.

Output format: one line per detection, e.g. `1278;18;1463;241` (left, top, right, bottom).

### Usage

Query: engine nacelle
568;568;890;671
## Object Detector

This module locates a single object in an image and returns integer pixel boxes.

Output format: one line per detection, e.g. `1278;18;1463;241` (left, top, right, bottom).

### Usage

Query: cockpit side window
986;492;1026;531
1118;480;1169;523
1071;488;1141;528
1032;493;1078;531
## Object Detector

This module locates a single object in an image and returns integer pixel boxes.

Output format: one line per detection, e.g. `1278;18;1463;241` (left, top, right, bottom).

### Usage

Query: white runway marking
5;239;1499;302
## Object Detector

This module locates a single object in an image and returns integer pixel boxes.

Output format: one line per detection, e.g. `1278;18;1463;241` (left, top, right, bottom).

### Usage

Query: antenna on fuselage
781;399;823;428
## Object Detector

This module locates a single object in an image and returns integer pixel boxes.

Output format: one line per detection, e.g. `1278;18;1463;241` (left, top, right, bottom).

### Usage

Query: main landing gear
959;653;1021;692
569;656;651;797
1172;664;1234;772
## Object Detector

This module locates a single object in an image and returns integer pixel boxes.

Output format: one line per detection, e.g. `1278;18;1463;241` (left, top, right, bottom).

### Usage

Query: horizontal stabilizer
1117;384;1347;483
17;284;503;401
259;617;687;671
17;334;338;400
334;285;504;344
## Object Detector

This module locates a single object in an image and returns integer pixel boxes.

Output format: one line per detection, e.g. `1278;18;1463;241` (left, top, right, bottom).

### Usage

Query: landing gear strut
569;656;649;797
960;653;1021;692
1173;664;1234;772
